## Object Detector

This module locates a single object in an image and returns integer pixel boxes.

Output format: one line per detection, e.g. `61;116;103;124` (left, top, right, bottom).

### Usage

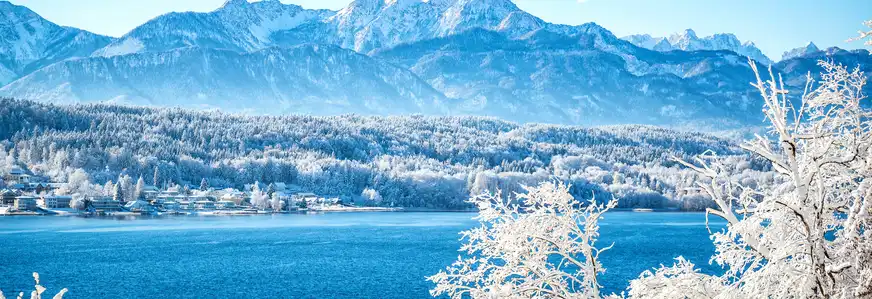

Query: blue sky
8;0;871;59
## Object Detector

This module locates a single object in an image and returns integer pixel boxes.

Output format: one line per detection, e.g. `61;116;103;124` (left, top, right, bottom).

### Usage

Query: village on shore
0;166;399;216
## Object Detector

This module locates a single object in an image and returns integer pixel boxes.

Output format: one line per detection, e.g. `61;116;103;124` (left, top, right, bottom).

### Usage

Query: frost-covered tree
429;181;617;298
102;180;114;197
117;174;133;202
152;166;160;189
58;169;95;196
851;20;872;46
361;187;382;206
112;183;123;203
69;194;87;210
630;60;872;298
199;178;208;191
0;96;761;210
134;176;145;200
270;192;284;211
0;272;68;299
250;182;267;209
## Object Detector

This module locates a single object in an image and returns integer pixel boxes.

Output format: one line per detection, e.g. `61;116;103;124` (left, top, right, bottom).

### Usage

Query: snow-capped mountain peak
5;0;863;129
781;41;820;61
313;0;548;52
221;0;249;8
92;0;330;57
623;29;772;65
677;28;698;39
0;0;113;84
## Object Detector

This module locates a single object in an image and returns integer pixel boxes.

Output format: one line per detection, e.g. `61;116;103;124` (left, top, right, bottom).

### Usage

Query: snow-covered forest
0;98;774;209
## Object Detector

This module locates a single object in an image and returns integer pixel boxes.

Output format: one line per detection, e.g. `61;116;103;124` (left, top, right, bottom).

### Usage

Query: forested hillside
0;98;774;209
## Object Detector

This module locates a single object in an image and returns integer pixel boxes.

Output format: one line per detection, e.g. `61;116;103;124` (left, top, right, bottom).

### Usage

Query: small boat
632;208;654;212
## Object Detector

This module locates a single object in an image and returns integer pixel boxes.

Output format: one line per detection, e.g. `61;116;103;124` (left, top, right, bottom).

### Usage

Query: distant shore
1;206;704;217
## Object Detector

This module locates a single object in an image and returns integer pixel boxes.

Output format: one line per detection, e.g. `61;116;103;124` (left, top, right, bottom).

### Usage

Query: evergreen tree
118;174;134;202
113;183;123;203
266;183;276;197
200;178;208;191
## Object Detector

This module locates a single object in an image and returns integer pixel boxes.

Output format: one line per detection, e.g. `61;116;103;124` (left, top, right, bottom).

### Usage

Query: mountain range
0;1;113;85
0;0;868;128
621;29;773;65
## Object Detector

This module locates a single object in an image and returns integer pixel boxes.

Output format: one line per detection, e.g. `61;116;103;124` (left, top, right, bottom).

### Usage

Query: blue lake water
0;212;725;298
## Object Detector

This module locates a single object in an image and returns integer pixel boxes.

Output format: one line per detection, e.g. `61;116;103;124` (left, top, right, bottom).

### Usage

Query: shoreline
0;206;472;217
0;208;705;217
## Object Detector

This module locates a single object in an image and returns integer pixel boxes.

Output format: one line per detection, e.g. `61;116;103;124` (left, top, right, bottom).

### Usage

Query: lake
0;212;725;298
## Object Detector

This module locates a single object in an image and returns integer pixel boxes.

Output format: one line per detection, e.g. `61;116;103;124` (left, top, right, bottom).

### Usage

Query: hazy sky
8;0;872;59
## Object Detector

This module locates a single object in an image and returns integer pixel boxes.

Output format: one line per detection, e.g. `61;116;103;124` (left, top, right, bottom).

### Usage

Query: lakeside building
14;196;38;211
4;167;50;189
194;201;216;210
3;167;30;183
89;196;122;212
178;200;195;210
38;195;72;209
1;164;335;214
293;192;320;205
161;201;180;210
125;200;157;213
141;186;160;200
187;195;216;202
219;189;248;205
216;200;236;209
9;182;54;193
1;189;21;206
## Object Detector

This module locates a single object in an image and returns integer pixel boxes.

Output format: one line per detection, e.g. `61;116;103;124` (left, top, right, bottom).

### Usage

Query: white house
4;167;29;183
219;189;247;205
38;195;72;209
89;196;122;212
14;196;38;211
292;192;320;205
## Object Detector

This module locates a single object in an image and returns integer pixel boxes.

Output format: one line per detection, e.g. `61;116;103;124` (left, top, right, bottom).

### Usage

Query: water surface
0;212;725;298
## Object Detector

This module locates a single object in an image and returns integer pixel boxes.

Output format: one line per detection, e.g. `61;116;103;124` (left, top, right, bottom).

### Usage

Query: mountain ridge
622;30;773;65
0;0;865;129
0;0;114;84
2;44;453;115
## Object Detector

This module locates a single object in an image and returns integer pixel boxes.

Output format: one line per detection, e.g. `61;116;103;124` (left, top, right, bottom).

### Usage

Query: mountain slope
92;0;333;57
1;44;451;115
2;0;853;129
0;1;114;84
623;29;772;65
273;0;605;53
776;47;872;91
94;0;599;55
781;42;820;61
375;29;760;127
